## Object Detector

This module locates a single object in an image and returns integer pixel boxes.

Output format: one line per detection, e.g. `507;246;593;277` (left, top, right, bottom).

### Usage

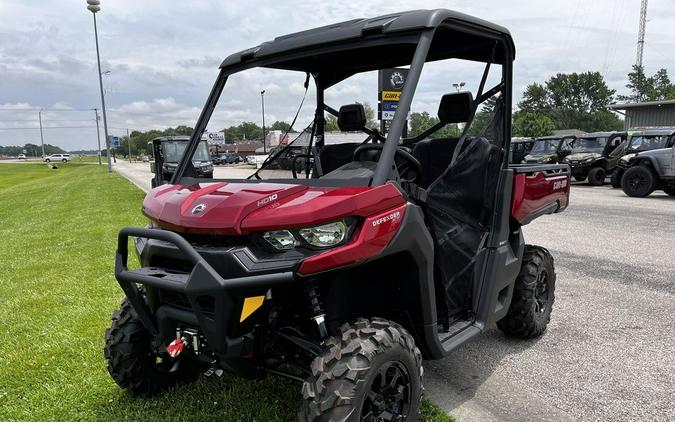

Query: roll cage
171;9;515;187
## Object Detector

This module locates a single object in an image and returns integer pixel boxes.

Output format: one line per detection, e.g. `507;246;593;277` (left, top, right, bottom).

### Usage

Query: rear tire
610;170;622;188
497;245;555;339
104;298;200;396
587;167;605;186
300;318;423;422
621;166;657;197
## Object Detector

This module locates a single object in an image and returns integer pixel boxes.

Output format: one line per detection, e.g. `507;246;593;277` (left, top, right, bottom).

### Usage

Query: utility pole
94;108;102;165
261;90;266;154
38;110;45;158
636;0;648;67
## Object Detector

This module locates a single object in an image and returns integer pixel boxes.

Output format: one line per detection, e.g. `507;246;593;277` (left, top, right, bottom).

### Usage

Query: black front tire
300;318;423;422
497;245;556;339
621;166;657;197
610;170;622;188
587;167;606;186
104;298;200;396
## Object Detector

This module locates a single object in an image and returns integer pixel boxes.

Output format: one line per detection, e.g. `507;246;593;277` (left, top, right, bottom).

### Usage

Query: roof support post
372;30;434;185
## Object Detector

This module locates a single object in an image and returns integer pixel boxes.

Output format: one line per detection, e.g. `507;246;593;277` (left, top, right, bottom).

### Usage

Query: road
111;161;675;422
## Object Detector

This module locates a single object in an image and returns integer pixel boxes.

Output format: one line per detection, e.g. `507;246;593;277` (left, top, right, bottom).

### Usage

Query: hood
564;152;601;162
524;153;557;163
142;181;405;235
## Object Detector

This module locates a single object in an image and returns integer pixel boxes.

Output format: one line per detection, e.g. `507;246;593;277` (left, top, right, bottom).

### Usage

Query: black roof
219;9;514;78
535;135;576;141
575;131;614;138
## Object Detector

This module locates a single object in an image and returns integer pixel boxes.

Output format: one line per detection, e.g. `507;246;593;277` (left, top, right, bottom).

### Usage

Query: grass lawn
0;163;454;421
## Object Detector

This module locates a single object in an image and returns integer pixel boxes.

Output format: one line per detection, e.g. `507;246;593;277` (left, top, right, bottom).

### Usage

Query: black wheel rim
361;361;412;422
629;174;646;190
534;269;549;315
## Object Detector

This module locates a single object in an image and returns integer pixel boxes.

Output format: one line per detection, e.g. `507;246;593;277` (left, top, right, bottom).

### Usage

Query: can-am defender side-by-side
509;137;534;164
522;134;575;164
149;136;214;188
104;10;571;421
562;131;626;185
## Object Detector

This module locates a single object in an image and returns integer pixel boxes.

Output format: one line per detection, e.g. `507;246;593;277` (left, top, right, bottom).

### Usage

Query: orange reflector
240;296;265;322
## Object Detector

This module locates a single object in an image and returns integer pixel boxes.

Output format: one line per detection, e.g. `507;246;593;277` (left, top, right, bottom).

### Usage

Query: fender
631;155;661;175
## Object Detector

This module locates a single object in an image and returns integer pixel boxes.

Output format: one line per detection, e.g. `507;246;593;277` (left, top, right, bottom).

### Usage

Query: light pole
38;109;45;158
452;82;466;92
87;0;112;173
260;90;266;154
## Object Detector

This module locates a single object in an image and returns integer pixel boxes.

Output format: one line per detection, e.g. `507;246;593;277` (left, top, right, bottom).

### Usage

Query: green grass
0;163;454;421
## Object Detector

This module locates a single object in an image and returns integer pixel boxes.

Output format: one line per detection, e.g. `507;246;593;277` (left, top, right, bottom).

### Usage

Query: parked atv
611;129;675;188
105;10;571;421
509;137;535;164
149;136;213;188
523;135;575;164
562;131;626;185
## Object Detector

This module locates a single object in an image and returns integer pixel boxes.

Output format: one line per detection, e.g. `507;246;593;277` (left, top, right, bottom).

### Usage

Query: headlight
583;157;595;163
299;221;347;248
263;230;297;250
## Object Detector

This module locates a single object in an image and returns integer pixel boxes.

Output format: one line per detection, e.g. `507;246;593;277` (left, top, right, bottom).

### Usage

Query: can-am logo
553;179;568;190
257;193;278;207
389;71;405;89
372;211;401;227
191;203;207;215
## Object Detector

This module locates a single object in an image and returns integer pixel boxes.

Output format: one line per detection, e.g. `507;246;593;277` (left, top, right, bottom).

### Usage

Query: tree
356;102;378;128
513;111;555;138
324;115;339;132
517;71;620;132
617;65;675;103
408;111;459;139
270;121;292;132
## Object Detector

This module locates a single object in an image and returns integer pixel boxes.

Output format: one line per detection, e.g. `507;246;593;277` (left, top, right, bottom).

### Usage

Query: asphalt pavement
111;162;675;422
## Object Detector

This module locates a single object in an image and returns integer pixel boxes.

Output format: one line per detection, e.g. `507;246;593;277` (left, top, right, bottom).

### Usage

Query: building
609;100;675;129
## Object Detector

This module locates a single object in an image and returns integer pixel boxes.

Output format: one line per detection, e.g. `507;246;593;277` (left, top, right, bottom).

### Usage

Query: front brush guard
115;227;295;358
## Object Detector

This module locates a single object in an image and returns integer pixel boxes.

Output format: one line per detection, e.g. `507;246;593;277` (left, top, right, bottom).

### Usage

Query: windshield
530;139;561;154
163;141;210;163
572;137;607;153
627;135;669;152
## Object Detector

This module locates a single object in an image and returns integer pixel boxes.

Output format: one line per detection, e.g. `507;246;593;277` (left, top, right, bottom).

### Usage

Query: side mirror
437;92;474;124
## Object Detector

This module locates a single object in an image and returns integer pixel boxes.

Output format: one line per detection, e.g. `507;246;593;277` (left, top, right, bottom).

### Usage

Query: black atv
509;137;535;164
522;135;575;164
105;10;571;421
562;131;626;185
149;136;213;188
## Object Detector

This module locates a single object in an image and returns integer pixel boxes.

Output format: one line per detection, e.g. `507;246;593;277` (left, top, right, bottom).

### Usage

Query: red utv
105;9;571;421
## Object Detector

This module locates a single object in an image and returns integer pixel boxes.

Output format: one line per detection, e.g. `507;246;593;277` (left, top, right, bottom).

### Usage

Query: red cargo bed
510;164;571;225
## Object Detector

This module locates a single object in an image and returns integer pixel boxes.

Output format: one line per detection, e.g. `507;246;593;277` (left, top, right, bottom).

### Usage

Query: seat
412;137;467;189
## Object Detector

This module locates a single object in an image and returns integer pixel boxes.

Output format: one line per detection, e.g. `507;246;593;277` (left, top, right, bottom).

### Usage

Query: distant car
17;154;26;160
44;154;70;163
141;155;150;162
212;153;241;165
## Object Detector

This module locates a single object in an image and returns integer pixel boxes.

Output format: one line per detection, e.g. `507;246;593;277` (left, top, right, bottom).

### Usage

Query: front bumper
115;227;296;365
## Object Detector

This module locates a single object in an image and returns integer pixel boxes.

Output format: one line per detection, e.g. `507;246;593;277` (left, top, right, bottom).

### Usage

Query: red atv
105;9;570;421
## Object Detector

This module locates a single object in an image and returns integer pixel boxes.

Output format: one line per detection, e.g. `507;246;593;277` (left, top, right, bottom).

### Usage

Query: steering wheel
353;143;421;183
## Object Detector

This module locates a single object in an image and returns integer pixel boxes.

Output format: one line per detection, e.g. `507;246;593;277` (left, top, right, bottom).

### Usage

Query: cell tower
636;0;648;67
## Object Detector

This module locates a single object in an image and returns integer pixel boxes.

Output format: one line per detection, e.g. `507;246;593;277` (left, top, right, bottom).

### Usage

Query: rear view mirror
437;92;474;124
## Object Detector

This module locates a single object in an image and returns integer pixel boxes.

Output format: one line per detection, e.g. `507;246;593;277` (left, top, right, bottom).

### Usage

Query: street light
452;82;466;92
260;90;266;154
86;0;112;173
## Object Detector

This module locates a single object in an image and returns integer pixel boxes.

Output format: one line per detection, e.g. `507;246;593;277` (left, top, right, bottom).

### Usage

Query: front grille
159;289;216;317
179;233;249;249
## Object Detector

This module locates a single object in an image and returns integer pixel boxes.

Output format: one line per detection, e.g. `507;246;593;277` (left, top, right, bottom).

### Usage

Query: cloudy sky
1;0;674;151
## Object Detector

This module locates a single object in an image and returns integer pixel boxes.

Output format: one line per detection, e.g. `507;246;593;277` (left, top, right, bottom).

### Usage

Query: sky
1;0;674;151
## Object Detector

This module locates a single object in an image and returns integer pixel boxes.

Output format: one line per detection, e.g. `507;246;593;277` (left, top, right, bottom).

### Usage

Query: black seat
412;137;471;189
318;143;360;175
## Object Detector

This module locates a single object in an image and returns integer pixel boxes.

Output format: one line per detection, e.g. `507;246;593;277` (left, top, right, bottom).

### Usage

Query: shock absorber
305;279;327;339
